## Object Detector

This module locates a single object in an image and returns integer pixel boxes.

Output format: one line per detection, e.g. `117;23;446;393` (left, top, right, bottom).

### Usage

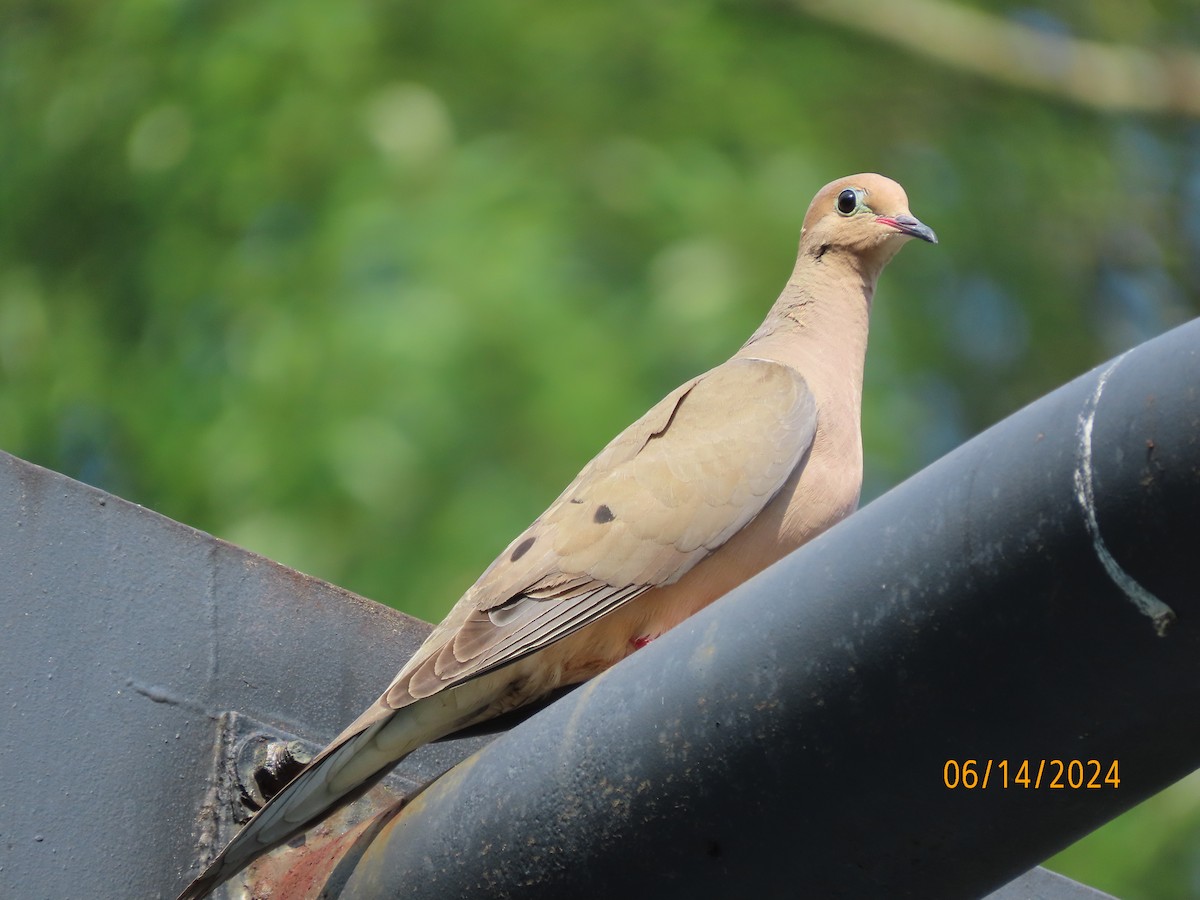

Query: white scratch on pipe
1073;353;1175;636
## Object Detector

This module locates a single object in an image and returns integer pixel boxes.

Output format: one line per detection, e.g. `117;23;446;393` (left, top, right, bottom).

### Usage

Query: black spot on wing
509;536;536;562
593;504;615;524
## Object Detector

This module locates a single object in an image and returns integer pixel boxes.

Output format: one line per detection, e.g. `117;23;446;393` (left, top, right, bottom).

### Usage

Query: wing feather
387;357;817;706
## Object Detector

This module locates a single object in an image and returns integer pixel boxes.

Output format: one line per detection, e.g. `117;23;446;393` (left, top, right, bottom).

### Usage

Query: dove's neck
727;251;881;559
738;254;878;409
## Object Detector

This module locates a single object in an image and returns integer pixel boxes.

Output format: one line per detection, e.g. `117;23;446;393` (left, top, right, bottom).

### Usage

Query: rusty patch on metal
244;785;406;899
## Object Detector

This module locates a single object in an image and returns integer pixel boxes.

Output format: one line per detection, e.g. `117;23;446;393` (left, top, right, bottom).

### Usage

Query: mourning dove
178;173;935;898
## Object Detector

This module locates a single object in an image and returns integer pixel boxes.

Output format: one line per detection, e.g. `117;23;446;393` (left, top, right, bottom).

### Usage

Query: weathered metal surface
328;319;1200;899
0;452;490;899
984;867;1117;900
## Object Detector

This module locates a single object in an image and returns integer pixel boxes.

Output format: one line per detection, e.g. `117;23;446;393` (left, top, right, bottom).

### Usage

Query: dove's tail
176;686;484;900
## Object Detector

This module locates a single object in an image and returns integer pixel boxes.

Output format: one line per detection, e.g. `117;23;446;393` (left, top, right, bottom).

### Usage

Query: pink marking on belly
630;634;654;650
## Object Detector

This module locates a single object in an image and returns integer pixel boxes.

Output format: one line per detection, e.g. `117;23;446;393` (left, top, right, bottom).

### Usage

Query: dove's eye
836;189;860;216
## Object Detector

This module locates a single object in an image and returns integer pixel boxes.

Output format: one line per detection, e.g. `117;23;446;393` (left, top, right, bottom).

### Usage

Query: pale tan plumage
178;173;935;899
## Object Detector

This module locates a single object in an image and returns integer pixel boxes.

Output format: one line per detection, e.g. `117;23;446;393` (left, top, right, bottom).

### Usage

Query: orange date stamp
943;759;1120;789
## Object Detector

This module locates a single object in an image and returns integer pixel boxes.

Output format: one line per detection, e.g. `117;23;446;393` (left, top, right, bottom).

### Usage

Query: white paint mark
1073;354;1174;636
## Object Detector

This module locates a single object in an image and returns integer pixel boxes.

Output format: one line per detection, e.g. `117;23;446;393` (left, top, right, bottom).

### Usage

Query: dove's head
799;174;936;272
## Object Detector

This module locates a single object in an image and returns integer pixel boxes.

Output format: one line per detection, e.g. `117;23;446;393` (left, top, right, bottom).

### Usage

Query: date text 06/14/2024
943;759;1120;790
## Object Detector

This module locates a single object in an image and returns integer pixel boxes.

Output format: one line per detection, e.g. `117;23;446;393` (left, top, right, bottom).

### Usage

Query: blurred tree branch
794;0;1200;116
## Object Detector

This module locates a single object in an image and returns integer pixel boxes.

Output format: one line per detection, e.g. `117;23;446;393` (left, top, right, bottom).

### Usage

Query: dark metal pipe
333;320;1200;900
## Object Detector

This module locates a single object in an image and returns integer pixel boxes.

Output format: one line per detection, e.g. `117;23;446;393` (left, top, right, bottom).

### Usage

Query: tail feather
176;698;452;900
256;720;389;836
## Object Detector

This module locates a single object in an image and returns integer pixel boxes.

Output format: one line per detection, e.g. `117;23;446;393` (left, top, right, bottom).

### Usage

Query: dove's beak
876;214;938;244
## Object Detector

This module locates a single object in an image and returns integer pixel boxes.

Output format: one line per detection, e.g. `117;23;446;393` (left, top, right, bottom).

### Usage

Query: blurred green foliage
2;1;1198;895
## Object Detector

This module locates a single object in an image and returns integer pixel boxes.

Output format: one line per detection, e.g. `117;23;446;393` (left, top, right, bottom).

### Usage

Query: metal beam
0;451;491;898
